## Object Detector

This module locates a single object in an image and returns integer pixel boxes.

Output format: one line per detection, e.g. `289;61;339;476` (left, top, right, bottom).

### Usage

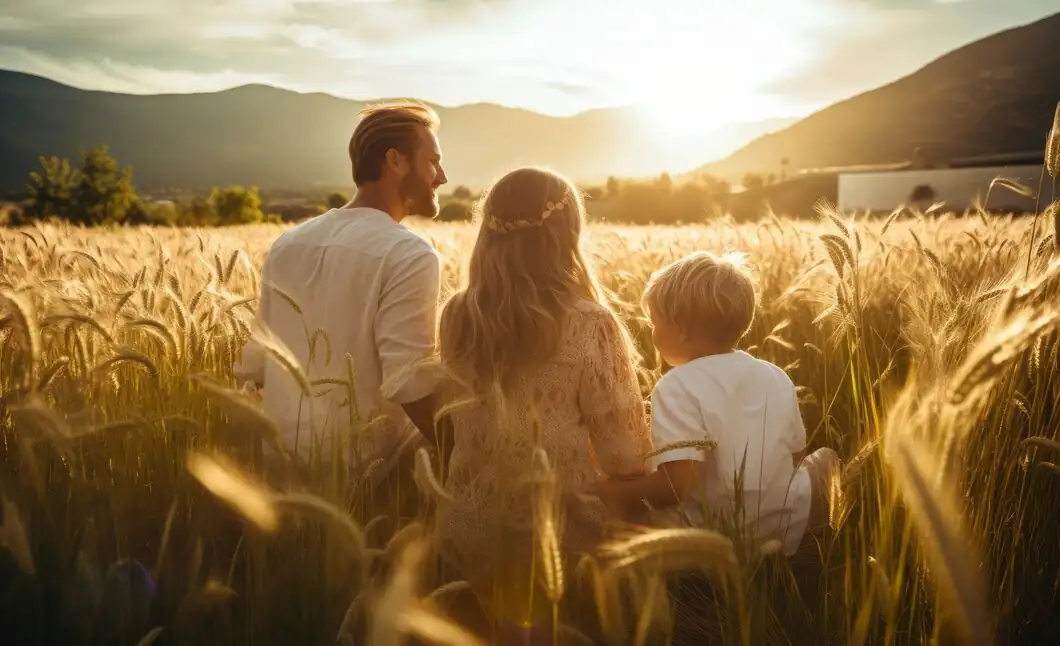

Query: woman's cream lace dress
434;299;653;623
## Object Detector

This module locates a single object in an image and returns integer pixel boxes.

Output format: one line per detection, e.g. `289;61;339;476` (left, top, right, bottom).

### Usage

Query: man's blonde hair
349;101;440;186
642;251;758;349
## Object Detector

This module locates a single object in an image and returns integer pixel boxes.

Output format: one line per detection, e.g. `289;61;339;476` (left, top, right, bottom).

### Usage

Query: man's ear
385;148;408;176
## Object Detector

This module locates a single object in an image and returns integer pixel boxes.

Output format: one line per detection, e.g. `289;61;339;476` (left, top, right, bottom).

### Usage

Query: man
235;101;448;514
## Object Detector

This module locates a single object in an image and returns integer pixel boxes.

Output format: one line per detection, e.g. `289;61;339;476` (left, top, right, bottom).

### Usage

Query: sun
598;0;818;141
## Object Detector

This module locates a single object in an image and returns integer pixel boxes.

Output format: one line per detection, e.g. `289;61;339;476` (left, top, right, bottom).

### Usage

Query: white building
836;163;1044;214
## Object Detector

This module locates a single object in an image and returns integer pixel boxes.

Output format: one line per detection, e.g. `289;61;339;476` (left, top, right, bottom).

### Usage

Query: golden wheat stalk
36;356;69;392
190;373;289;460
535;501;565;604
1020;436;1060;454
133;627;164;646
384;521;427;562
1034;462;1060;477
91;347;160;382
1046;101;1059;180
123;318;179;357
885;433;991;646
9;395;75;456
399;606;488;646
0;289;41;388
412;447;453;503
273;492;367;562
576;555;628;644
368;538;428;646
247;318;311;396
425;580;472;605
41;313;115;344
643;439;717;459
947;309;1060;407
819;234;848;277
186;452;279;533
600;527;738;574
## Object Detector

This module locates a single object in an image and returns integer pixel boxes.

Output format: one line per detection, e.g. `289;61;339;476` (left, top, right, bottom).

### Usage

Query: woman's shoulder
563;298;630;347
564;298;621;332
567;297;614;318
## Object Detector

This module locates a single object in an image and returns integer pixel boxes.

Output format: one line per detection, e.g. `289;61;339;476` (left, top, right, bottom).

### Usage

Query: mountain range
1;10;1057;194
0;71;790;193
697;10;1059;180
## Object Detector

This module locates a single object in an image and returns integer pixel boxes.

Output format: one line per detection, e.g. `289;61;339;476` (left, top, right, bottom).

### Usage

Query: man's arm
376;242;443;448
400;393;439;448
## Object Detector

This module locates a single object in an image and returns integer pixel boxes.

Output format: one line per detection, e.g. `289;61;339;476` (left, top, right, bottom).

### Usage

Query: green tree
437;201;472;222
326;192;349;209
123;199;152;226
23;155;78;222
177;198;217;227
72;145;139;225
208;186;264;225
451;185;473;200
147;201;181;227
23;145;139;226
741;172;765;191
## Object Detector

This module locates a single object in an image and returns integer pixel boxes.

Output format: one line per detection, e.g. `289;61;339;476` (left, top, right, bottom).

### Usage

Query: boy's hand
585;479;637;518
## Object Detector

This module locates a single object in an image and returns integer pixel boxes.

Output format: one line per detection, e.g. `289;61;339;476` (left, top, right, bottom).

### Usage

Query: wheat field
2;208;1059;646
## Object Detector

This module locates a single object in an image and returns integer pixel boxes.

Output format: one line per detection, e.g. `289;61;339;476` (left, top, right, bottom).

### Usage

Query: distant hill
0;70;790;193
696;11;1060;182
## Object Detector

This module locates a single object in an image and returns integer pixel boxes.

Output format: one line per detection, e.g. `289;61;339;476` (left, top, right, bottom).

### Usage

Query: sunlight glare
614;0;821;138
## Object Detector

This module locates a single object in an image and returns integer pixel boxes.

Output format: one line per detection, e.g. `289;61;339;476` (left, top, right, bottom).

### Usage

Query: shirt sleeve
376;240;442;404
648;374;711;470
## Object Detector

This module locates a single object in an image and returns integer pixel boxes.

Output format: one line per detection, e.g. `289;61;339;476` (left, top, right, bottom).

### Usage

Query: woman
432;167;653;643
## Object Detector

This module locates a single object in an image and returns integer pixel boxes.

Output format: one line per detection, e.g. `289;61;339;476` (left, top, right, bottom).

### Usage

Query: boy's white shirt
648;350;812;556
233;207;441;485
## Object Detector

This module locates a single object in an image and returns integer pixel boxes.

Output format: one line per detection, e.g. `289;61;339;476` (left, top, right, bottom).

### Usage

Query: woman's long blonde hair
438;167;614;397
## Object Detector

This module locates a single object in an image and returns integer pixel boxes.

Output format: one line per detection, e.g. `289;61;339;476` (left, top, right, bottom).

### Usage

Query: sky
0;0;1057;130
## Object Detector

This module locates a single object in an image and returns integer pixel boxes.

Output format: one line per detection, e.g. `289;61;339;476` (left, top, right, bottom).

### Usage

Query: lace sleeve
577;310;652;478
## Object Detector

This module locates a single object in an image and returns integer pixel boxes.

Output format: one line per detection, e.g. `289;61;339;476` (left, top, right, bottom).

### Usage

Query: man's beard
400;171;439;218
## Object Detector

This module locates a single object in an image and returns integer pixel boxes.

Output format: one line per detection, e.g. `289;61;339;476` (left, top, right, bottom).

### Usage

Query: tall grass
2;205;1059;645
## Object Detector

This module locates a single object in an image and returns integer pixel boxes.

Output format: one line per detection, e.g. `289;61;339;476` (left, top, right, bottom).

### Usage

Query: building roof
796;149;1045;176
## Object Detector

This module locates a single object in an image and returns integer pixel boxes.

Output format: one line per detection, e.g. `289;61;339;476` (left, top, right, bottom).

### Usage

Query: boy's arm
592;460;705;512
593;374;713;514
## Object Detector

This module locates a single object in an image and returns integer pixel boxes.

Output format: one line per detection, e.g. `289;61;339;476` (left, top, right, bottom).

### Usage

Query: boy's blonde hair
642;251;758;349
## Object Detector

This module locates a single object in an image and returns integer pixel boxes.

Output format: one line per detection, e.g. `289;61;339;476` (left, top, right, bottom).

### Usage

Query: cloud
0;45;280;94
1;0;1056;119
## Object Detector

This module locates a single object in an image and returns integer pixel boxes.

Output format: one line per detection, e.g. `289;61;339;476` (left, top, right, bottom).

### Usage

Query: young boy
588;251;838;556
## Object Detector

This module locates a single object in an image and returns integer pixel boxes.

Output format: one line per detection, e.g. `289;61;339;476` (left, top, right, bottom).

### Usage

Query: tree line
3;145;281;228
2;146;786;228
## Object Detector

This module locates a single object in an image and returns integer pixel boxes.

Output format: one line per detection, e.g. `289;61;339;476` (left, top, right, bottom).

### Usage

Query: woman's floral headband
485;198;565;234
